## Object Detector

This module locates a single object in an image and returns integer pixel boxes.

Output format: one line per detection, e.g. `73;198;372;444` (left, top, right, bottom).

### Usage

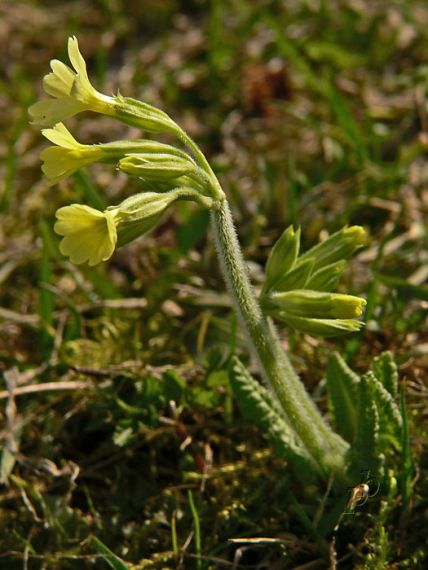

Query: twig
0;381;93;400
0;298;149;328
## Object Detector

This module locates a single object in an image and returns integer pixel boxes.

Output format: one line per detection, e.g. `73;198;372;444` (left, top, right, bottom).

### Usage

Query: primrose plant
30;38;403;490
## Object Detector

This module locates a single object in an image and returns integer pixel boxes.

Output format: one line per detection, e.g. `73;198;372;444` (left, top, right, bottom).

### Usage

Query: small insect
334;471;380;532
346;483;370;513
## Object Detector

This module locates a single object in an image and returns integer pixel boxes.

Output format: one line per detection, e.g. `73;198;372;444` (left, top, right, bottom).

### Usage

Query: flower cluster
30;37;219;266
31;37;366;338
260;226;367;336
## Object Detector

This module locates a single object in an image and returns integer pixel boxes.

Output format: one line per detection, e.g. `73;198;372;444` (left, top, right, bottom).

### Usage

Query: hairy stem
176;127;349;477
210;200;349;476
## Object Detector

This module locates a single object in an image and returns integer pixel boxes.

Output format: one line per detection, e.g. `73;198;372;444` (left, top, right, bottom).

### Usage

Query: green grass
0;0;427;568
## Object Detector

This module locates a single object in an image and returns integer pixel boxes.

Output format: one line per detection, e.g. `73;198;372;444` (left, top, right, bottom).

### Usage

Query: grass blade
90;536;130;570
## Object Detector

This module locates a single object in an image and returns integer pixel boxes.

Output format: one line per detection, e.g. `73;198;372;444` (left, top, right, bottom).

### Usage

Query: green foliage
229;356;318;476
370;372;402;448
326;352;403;480
326;351;360;443
400;385;414;516
90;536;131;570
349;372;383;478
372;351;398;398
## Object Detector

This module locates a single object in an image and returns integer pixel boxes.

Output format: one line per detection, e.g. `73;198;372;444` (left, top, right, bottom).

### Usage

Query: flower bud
306;260;346;292
299;226;366;271
118;153;196;180
274;313;365;337
273;258;315;292
40;123;194;185
264;226;300;292
113;94;177;134
268;289;366;319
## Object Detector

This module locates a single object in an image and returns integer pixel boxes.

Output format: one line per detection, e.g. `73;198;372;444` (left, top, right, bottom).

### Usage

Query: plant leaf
372;351;398;398
230;356;318;475
400;385;413;515
369;372;402;445
90;536;131;570
326;352;360;443
348;372;383;478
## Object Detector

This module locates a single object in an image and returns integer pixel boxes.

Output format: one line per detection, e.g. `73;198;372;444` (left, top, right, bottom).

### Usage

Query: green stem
175;126;349;477
210;200;349;476
175;127;225;201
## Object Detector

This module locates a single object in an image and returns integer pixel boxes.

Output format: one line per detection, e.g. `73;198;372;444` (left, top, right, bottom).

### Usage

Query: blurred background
0;1;427;568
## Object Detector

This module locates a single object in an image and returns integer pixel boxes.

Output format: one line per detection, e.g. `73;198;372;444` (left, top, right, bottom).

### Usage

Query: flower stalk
209;200;349;475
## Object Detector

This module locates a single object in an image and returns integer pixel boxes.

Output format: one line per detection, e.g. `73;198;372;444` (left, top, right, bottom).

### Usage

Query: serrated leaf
400;385;413;514
326;352;360;443
372;351;398;397
230;356;318;475
349;372;383;478
369;372;402;445
265;226;300;291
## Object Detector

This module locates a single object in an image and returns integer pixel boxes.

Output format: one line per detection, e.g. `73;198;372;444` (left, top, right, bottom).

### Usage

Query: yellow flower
41;123;104;184
54;204;118;266
30;36;179;134
54;188;209;266
29;36;114;127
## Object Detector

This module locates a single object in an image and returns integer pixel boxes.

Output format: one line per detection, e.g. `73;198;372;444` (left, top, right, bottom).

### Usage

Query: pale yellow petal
71;72;97;103
40;147;82;182
29;97;86;127
55;205;117;266
43;60;75;97
67;36;89;80
55;204;105;233
42;123;81;149
67;36;98;104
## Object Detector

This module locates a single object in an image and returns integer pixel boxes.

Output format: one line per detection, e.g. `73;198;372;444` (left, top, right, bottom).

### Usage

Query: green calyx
267;290;366;320
299;226;367;271
108;187;215;247
113;94;177;134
